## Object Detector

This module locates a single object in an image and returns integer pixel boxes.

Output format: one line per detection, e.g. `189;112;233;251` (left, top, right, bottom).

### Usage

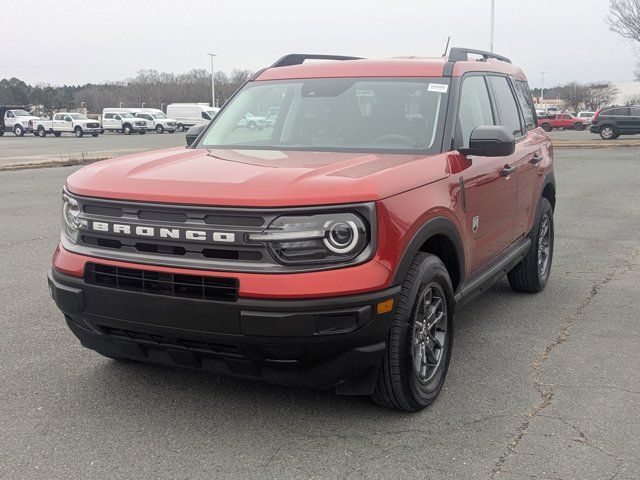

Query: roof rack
271;54;363;68
448;47;511;64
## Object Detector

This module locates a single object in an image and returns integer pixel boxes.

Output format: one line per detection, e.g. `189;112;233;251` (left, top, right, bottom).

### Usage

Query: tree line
0;68;253;114
530;82;621;111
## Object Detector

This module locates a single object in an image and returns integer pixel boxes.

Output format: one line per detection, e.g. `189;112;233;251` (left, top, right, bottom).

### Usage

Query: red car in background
537;113;586;132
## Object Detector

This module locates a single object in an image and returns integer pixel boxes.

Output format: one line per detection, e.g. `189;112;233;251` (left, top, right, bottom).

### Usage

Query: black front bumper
48;268;399;395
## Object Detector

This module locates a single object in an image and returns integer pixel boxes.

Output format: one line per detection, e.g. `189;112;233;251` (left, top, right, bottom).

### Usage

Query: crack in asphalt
489;249;640;479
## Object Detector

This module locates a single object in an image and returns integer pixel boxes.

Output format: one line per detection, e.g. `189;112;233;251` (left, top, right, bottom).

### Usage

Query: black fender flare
391;216;465;288
540;170;556;209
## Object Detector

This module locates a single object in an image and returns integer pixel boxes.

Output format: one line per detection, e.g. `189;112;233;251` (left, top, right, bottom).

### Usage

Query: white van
129;108;178;134
165;103;219;131
101;108;147;135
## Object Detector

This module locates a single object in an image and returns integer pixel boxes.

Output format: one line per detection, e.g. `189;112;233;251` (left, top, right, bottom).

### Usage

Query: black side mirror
185;124;206;147
459;125;515;157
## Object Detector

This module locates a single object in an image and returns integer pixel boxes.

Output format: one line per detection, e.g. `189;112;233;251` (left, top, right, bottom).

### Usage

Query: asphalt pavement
1;148;639;479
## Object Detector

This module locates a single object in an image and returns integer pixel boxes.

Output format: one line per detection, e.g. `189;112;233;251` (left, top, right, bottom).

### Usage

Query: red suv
48;48;555;411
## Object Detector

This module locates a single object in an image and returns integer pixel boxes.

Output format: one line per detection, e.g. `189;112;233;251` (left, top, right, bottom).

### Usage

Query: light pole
541;72;545;103
489;0;495;52
207;53;217;107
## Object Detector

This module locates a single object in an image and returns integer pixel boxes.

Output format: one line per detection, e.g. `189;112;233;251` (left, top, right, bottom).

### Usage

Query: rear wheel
74;126;84;138
541;123;552;132
508;197;554;293
372;253;454;411
599;125;616;140
155;124;164;134
574;122;585;131
13;125;25;137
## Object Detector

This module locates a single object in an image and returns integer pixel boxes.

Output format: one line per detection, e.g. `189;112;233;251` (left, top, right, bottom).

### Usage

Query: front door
456;74;517;274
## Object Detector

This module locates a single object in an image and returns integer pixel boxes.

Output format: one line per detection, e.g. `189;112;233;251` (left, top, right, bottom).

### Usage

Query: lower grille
85;263;238;302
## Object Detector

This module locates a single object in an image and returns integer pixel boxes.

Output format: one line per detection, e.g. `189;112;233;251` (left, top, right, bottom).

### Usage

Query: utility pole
489;0;495;52
541;72;545;103
207;53;217;107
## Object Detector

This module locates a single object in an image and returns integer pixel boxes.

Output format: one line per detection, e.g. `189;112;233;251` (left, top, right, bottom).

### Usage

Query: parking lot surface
1;148;639;479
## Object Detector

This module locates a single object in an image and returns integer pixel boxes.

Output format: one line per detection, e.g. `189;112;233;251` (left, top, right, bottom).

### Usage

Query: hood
66;147;449;207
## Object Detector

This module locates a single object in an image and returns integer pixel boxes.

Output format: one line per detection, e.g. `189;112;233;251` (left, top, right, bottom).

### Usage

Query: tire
13;125;24;137
372;253;454;412
0;130;4;136
74;127;84;138
599;125;616;140
139;130;146;135
37;127;47;137
91;132;99;137
508;197;554;293
177;124;185;132
53;132;62;137
123;124;132;135
574;122;585;131
155;124;164;134
541;123;552;132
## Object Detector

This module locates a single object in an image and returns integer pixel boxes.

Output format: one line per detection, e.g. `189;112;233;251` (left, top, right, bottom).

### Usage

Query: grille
99;325;244;358
85;263;238;302
87;122;100;128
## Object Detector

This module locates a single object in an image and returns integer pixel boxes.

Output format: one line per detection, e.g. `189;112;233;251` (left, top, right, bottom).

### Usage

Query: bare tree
609;0;640;42
583;83;619;110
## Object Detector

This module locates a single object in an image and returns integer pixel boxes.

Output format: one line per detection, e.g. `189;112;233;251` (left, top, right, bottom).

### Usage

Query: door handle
531;152;543;164
501;165;516;176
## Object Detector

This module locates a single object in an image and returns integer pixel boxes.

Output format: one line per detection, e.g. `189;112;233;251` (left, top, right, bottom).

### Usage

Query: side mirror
185;124;206;147
459;125;515;157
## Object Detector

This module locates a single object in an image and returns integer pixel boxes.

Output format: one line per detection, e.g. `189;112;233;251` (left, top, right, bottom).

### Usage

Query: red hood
66;147;449;207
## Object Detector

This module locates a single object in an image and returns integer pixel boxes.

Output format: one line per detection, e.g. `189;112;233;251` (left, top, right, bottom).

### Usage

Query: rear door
62;115;73;132
609;107;631;132
628;107;640;133
53;114;66;131
456;74;517;273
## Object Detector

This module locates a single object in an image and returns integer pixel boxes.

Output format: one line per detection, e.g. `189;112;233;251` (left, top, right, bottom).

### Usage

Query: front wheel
574;122;585;131
13;125;25;137
508;197;554;293
53;132;62;137
74;127;84;138
138;130;146;135
177;124;185;132
155;124;164;134
37;127;47;137
599;126;616;140
372;253;454;411
91;132;99;137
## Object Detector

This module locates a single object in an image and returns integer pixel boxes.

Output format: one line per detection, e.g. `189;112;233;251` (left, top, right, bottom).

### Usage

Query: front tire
53;132;62;137
37;127;47;137
508;197;554;293
74;127;84;138
123;124;132;135
91;132;99;137
155;124;164;134
599;125;616;140
372;253;454;411
177;124;185;132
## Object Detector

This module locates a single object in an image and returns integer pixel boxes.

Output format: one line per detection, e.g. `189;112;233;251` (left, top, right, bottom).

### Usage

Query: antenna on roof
442;36;451;57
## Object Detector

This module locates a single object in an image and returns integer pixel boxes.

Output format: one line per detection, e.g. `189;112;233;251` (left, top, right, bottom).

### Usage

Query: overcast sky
1;0;635;87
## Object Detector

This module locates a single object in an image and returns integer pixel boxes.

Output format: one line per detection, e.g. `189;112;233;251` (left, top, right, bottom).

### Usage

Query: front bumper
48;267;399;394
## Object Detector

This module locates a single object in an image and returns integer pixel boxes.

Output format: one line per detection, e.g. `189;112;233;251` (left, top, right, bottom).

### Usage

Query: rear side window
457;76;494;148
605;108;630;116
514;80;537;130
488;76;523;137
630;107;640;117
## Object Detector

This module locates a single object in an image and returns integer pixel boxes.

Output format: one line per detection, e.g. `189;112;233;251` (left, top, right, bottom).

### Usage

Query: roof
256;56;527;82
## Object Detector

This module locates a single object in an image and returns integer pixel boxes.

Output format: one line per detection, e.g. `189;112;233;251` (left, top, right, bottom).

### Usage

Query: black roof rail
271;54;363;68
448;47;511;64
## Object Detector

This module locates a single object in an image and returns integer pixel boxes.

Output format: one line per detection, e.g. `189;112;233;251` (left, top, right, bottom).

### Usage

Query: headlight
21;121;29;126
247;213;369;265
61;193;84;243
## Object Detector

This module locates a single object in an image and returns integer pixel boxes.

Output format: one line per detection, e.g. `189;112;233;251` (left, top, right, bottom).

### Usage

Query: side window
114;114;121;120
202;112;211;120
64;115;72;122
514;80;536;130
7;111;14;118
630;107;640;117
488;76;523;137
54;114;63;120
607;108;629;116
457;75;494;148
104;113;112;119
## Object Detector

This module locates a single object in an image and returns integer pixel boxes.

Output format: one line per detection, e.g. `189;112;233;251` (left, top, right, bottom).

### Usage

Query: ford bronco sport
48;48;555;412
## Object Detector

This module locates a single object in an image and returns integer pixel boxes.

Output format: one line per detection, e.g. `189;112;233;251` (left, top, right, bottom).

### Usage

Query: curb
0;157;110;172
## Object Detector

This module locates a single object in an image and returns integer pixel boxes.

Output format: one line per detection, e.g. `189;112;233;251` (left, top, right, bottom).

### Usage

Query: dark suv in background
590;105;640;139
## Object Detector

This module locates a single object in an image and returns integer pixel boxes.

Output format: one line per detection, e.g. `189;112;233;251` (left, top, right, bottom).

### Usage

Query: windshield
14;110;31;117
199;78;449;153
68;113;87;120
120;113;134;118
151;113;167;119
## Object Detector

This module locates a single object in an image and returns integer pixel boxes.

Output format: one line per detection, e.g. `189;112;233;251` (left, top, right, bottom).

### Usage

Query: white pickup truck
0;106;40;136
32;112;101;137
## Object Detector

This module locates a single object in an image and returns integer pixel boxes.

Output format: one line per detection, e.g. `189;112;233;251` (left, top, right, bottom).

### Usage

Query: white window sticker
428;83;449;93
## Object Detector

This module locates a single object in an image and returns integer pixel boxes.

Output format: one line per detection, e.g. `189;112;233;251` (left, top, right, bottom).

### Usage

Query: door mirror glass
186;124;206;147
459;125;515;157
